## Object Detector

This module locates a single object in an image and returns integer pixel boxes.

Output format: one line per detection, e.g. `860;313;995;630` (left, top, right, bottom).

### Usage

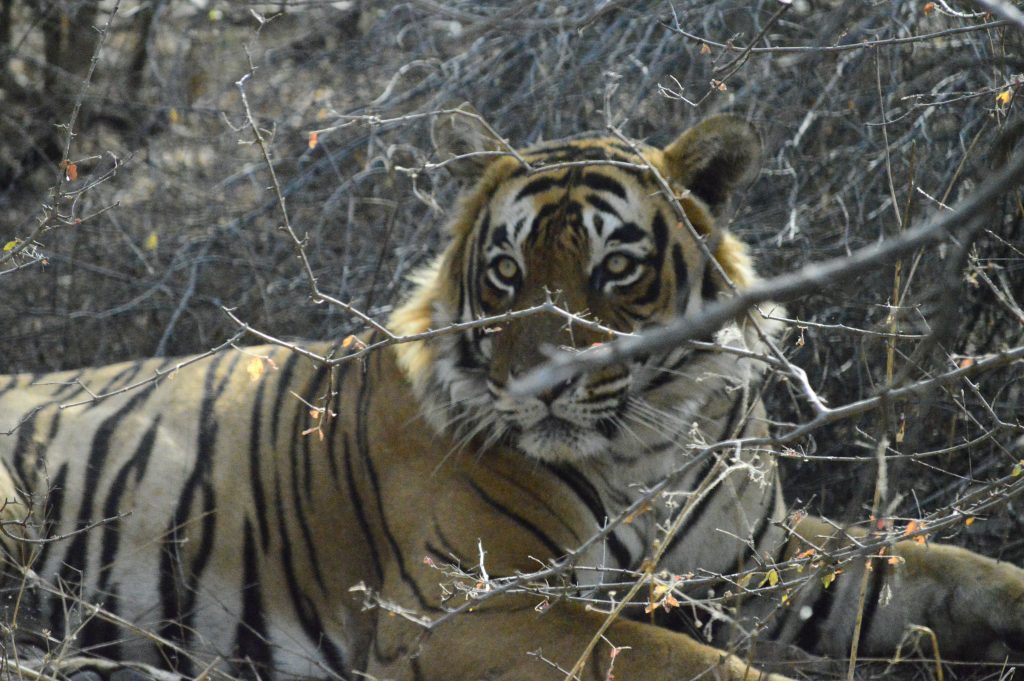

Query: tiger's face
393;112;763;465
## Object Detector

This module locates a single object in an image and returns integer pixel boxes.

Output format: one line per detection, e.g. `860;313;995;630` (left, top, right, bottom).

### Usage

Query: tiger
1;109;1023;681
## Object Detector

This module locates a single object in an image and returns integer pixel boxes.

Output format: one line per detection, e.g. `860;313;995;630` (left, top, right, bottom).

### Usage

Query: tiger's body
1;112;1022;681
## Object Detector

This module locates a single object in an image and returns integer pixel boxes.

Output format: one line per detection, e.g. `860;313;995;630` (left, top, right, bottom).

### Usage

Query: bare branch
511;146;1024;397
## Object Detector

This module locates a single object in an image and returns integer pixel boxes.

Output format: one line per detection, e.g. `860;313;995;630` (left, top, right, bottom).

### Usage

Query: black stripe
749;509;773;555
856;557;887;650
794;569;838;652
487;469;583;544
547;464;632;568
84;363;145;409
54;362;170;639
159;350;237;673
466;211;485;316
526;202;562;245
642;344;698;393
324;362;355;488
36;463;68;583
289;361;329;590
430;522;468;564
11;410;39;493
607;222;645;245
271;350;303;444
464;477;566;561
84;415;163;655
661;455;719;556
701;265;718;301
629;270;661;307
718;393;747;442
51;370;87;399
235;518;273;678
579;172;627;200
478;209;492;247
343;436;384;582
272;472;350;675
356;350;432;609
0;375;18;399
38;409;62;471
249;355;272;549
516;174;569;200
586;193;621;220
671;244;689;314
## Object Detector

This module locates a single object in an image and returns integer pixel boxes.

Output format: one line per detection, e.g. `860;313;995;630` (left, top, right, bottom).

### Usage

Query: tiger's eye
604;253;632;276
495;256;519;280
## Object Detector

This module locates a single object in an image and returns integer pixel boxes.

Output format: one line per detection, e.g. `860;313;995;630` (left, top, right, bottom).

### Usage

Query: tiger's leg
368;597;797;681
776;515;1024;662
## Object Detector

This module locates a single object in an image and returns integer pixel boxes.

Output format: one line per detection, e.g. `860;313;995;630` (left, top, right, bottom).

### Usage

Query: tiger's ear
431;103;510;180
662;115;761;216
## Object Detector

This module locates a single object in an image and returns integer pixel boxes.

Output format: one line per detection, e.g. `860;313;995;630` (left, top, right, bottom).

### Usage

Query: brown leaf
246;357;265;382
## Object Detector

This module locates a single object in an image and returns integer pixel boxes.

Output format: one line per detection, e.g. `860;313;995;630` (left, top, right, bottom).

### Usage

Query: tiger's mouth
508;414;616;462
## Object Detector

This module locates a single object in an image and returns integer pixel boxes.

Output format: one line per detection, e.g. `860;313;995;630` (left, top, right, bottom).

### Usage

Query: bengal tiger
1;110;1022;681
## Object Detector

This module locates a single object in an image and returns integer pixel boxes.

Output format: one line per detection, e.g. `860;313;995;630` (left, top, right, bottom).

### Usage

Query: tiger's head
391;109;766;465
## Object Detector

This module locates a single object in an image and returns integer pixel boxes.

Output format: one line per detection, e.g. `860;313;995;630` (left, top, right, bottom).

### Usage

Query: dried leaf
65;162;78;182
887;555;906;566
700;43;711;55
996;89;1012;106
246;357;265;382
308;131;319;149
965;516;975;526
301;426;324;441
959;357;974;368
821;571;837;589
922;2;935;14
759;568;779;588
624;500;652;524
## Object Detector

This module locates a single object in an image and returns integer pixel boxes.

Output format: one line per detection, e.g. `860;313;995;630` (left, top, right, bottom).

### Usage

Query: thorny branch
0;0;122;272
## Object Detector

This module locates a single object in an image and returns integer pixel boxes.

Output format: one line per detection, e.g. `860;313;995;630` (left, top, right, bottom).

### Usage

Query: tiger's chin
513;418;611;463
